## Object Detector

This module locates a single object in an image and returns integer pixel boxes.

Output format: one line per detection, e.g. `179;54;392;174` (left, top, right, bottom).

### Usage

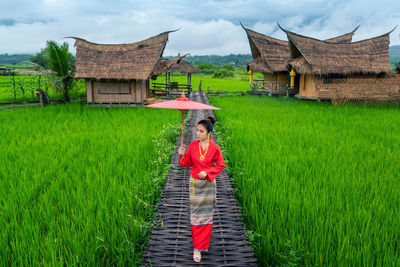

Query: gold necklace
198;141;209;160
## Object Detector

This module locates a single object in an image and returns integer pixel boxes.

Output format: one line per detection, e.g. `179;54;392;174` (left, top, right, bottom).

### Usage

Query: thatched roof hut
151;55;200;76
241;23;359;95
280;25;400;101
73;31;174;104
75;31;171;80
0;67;11;71
242;25;289;73
242;24;359;73
149;55;201;98
283;27;394;75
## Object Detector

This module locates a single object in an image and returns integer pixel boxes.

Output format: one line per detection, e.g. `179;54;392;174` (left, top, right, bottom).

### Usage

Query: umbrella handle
179;110;187;147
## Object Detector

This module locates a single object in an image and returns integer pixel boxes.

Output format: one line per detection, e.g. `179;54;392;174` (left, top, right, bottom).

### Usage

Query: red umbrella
146;92;220;146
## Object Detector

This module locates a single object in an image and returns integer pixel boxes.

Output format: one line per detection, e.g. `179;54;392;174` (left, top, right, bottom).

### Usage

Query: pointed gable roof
242;23;359;73
242;24;289;72
324;25;359;43
281;26;395;75
74;31;172;80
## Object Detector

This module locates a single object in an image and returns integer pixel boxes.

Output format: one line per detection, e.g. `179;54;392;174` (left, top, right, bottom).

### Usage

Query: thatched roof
165;60;200;74
246;57;272;73
73;31;173;80
242;24;289;72
324;25;359;43
281;25;395;75
151;54;200;76
242;23;359;73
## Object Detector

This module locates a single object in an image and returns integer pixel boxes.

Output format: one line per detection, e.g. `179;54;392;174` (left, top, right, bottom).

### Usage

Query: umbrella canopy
146;93;220;111
146;93;220;146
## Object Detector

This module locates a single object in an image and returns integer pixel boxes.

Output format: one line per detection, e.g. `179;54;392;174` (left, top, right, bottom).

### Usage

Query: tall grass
211;95;400;266
0;103;180;265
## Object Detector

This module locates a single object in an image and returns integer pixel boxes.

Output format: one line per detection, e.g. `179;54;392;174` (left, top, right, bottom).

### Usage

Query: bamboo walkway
141;91;257;266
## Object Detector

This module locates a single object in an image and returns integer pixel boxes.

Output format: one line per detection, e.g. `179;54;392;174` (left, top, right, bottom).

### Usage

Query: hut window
98;82;131;94
323;74;347;84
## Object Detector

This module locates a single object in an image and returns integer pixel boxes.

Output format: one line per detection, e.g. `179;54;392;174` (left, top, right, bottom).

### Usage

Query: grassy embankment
210;95;400;266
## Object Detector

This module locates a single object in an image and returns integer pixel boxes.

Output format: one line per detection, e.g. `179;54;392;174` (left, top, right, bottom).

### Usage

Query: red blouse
179;138;225;182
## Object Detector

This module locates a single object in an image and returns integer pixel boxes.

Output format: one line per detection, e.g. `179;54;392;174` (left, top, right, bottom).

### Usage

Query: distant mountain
389;45;400;66
167;54;253;66
0;53;33;65
1;46;400;67
173;46;400;67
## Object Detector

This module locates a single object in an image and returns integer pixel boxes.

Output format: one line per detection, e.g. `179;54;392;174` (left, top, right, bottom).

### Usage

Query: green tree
213;69;234;78
222;63;235;71
30;48;49;69
195;63;217;75
46;40;75;102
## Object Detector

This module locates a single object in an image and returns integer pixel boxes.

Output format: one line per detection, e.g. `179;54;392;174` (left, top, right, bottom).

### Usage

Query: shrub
213;69;234;79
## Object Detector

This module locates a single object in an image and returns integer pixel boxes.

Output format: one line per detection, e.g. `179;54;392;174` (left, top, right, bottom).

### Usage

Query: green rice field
150;73;253;92
210;95;400;266
0;73;251;103
0;103;180;265
3;79;399;266
0;75;86;103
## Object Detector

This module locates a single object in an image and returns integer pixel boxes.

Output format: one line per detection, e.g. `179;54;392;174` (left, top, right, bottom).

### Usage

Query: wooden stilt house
74;31;173;104
241;23;359;96
280;26;400;101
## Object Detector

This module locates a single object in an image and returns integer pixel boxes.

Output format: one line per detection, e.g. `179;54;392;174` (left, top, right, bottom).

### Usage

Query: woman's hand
178;144;186;156
198;171;207;179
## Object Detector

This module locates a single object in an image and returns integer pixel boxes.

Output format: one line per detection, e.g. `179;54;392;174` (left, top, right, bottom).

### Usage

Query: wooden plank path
141;91;257;266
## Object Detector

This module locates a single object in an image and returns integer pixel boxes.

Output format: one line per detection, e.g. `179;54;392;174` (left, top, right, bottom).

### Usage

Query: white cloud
0;0;399;55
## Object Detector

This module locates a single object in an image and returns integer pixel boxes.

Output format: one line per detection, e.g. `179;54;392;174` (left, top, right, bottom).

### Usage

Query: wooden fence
149;82;192;99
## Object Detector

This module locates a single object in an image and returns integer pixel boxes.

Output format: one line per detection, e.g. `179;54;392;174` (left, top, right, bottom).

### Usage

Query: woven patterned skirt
189;175;217;251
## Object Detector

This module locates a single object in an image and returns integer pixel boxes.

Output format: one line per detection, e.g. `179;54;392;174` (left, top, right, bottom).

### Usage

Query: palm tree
46;40;75;102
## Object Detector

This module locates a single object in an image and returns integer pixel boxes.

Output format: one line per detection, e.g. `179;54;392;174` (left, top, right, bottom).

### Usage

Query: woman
178;116;225;263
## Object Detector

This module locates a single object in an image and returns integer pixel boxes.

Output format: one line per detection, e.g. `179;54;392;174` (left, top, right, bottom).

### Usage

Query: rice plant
211;95;400;266
0;75;86;103
0;103;180;265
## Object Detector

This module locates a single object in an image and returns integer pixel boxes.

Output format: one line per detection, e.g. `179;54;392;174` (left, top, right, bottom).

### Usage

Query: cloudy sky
1;0;399;56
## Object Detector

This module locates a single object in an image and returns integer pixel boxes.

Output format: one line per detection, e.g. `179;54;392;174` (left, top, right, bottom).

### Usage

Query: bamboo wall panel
88;80;145;103
316;75;400;100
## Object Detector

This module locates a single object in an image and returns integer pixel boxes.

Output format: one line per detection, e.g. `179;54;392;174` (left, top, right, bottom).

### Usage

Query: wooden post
146;79;150;98
91;79;95;103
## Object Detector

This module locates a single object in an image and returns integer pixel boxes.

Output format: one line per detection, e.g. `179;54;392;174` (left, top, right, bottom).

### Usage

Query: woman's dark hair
198;116;216;133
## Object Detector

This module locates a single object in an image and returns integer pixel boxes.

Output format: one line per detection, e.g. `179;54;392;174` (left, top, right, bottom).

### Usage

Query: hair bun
206;116;216;126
